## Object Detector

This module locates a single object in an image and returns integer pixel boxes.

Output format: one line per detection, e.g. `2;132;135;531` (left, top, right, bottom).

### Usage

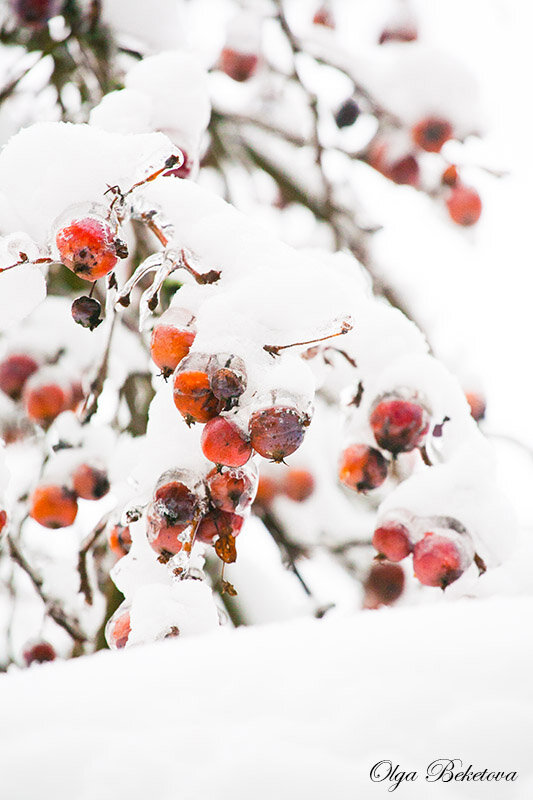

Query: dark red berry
23;641;56;666
153;472;198;526
220;48;258;82
208;354;247;402
363;563;405;609
196;509;244;544
72;464;110;500
370;396;429;454
413;531;472;588
206;466;255;513
10;0;61;27
412;116;453;153
378;26;417;44
0;353;39;400
71;296;102;330
446;185;482;226
249;406;308;462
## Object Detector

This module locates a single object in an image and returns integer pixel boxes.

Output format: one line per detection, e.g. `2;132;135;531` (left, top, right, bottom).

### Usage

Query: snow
0;596;531;799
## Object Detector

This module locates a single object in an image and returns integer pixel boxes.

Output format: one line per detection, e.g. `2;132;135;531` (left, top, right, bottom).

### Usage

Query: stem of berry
179;249;221;285
264;318;353;357
0;254;53;274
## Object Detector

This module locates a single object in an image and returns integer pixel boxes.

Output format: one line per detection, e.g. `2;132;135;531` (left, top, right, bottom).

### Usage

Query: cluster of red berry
29;462;110;529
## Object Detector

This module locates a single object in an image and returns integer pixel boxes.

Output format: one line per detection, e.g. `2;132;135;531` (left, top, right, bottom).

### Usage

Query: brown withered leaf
221;580;238;597
215;533;237;564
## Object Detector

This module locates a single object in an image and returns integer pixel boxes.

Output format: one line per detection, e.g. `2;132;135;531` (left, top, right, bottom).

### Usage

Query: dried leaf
215;533;237;564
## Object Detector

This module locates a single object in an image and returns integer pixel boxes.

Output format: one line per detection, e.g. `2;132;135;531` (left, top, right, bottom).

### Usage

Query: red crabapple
153;471;199;526
146;506;188;559
378;25;417;44
465;392;486;422
108;522;132;559
71;296;102;330
413;531;473;588
282;468;315;502
163;148;193;179
173;354;222;425
23;370;72;427
206;466;256;513
253;475;279;507
0;353;39;400
411;116;453;153
446;185;482;226
106;609;131;650
30;485;78;528
363;562;405;609
370;395;429;454
201;416;252;467
208;354;247;403
23;641;56;666
196;509;244;544
442;164;459;187
372;521;412;562
249;406;309;462
9;0;61;27
72;464;110;500
150;308;196;378
220;48;258;82
313;5;335;28
55;216;128;281
0;509;7;534
338;444;388;492
369;142;420;187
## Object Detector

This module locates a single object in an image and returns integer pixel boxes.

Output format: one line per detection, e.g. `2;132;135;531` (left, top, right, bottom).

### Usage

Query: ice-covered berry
30;484;78;528
56;216;127;281
153;470;199;527
249;406;309;462
369;142;420;186
208;354;247;402
23;372;71;427
146;506;188;558
206;466;256;513
106;609;131;650
173;354;222;424
201;416;252;467
196;509;244;544
150;308;196;379
413;531;473;588
71;296;102;330
446;185;482;226
373;521;412;562
338;444;388;492
412;116;453;153
370;396;429;454
72;464;110;500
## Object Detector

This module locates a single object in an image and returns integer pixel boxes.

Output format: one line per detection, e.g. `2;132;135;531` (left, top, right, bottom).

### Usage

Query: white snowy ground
1;596;531;800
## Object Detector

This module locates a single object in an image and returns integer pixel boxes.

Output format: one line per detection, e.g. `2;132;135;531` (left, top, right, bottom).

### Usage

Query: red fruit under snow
108;611;131;650
373;521;412;562
254;475;279;507
196;509;244;544
446;185;482;226
163;148;193;179
30;485;78;529
10;0;60;26
201;416;252;467
72;464;110;500
0;354;39;400
23;641;56;666
282;468;315;502
370;396;429;454
378;26;417;44
153;475;198;526
413;532;471;588
338;444;388;492
249;406;308;462
363;562;405;609
220;48;258;82
208;354;247;402
465;391;486;422
56;216;127;281
150;309;196;378
173;355;222;425
312;5;335;28
369;142;420;187
206;467;255;513
23;381;71;426
411;116;453;153
108;522;132;559
0;509;7;534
